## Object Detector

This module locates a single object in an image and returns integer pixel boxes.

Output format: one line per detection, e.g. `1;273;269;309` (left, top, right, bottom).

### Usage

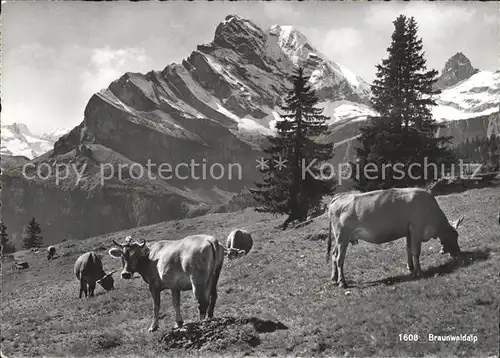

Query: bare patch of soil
160;316;287;351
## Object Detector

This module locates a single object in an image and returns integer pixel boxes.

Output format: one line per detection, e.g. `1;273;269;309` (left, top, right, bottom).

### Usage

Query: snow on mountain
433;70;500;121
320;101;379;124
42;127;71;142
269;24;371;105
1;123;52;159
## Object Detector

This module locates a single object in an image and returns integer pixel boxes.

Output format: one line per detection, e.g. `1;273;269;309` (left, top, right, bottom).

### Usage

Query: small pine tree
480;138;490;168
23;217;43;249
251;66;335;229
0;221;15;254
354;15;455;190
489;135;499;171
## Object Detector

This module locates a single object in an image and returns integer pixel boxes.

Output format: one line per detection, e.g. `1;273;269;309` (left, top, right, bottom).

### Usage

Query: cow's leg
330;243;339;283
406;236;414;273
148;287;161;332
171;289;183;329
410;237;423;278
282;215;294;230
79;280;87;298
191;275;209;321
89;282;96;297
207;264;222;318
336;239;349;288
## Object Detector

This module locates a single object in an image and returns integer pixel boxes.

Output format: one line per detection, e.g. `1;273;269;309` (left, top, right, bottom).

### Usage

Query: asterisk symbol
256;157;270;170
274;156;288;171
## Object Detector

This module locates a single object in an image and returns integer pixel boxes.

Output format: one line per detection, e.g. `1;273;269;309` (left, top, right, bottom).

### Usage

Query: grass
1;187;499;357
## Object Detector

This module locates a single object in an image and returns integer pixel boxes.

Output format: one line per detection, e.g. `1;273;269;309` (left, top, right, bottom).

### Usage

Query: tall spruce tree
23;217;43;249
354;15;455;190
251;66;335;229
0;221;15;254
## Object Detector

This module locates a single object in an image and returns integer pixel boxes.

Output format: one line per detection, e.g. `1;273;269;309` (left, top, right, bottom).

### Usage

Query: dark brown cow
74;252;117;298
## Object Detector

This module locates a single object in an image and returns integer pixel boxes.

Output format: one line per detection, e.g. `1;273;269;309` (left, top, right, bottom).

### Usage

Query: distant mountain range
2;14;499;249
0;123;69;159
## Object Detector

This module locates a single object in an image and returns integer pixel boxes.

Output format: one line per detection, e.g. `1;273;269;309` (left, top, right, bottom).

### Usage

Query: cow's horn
137;238;146;248
112;240;124;248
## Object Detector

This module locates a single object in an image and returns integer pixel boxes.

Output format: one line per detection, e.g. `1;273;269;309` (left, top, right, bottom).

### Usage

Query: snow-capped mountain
3;14;376;246
1;123;70;159
0;123;67;159
41;127;71;142
3;14;498;248
433;70;500;122
269;24;371;104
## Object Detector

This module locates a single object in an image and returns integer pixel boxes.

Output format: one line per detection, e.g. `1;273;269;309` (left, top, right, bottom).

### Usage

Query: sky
2;1;498;135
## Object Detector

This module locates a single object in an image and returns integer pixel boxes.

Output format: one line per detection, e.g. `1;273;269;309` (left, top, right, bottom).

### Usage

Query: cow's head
109;236;147;279
440;215;464;258
224;247;246;260
96;269;118;291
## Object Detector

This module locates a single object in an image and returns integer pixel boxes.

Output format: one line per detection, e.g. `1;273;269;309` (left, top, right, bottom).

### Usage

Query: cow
47;246;56;260
109;235;227;332
326;188;464;288
12;261;29;270
226;229;253;259
74;252;117;298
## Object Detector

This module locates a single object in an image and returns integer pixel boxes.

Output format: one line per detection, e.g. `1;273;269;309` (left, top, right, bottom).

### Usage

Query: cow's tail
207;237;223;292
326;211;332;264
326;193;345;264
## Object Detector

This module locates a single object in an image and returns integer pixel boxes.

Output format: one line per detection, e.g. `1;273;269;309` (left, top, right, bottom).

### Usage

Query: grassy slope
1;187;499;357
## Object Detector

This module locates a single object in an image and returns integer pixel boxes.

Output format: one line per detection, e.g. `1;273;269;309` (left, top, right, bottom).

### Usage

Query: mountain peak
268;24;316;66
435;52;479;90
7;122;32;135
213;14;265;49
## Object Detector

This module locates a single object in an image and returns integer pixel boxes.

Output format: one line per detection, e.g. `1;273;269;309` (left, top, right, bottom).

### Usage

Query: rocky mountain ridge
2;15;498;249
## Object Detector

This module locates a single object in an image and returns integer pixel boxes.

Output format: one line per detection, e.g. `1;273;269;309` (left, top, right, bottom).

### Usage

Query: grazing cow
74;252;117;298
109;235;226;332
13;261;29;270
326;188;464;288
226;229;253;259
47;246;56;260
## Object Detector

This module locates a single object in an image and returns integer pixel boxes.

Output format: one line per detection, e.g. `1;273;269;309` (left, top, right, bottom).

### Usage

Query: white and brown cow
226;229;253;259
109;235;227;332
326;188;464;288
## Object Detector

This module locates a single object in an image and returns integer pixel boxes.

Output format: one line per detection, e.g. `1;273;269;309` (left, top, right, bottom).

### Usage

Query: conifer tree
0;221;15;254
23;217;43;249
251;67;335;229
354;15;455;190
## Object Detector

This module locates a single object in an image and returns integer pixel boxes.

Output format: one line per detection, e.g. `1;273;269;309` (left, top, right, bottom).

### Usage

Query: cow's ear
109;248;122;258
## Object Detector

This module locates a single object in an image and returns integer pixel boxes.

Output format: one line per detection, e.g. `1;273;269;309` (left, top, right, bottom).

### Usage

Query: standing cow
109;235;227;332
47;246;56;260
326;188;464;288
74;252;117;298
226;229;253;259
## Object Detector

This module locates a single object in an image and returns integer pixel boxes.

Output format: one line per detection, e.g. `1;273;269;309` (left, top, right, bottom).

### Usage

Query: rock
435;52;479;90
